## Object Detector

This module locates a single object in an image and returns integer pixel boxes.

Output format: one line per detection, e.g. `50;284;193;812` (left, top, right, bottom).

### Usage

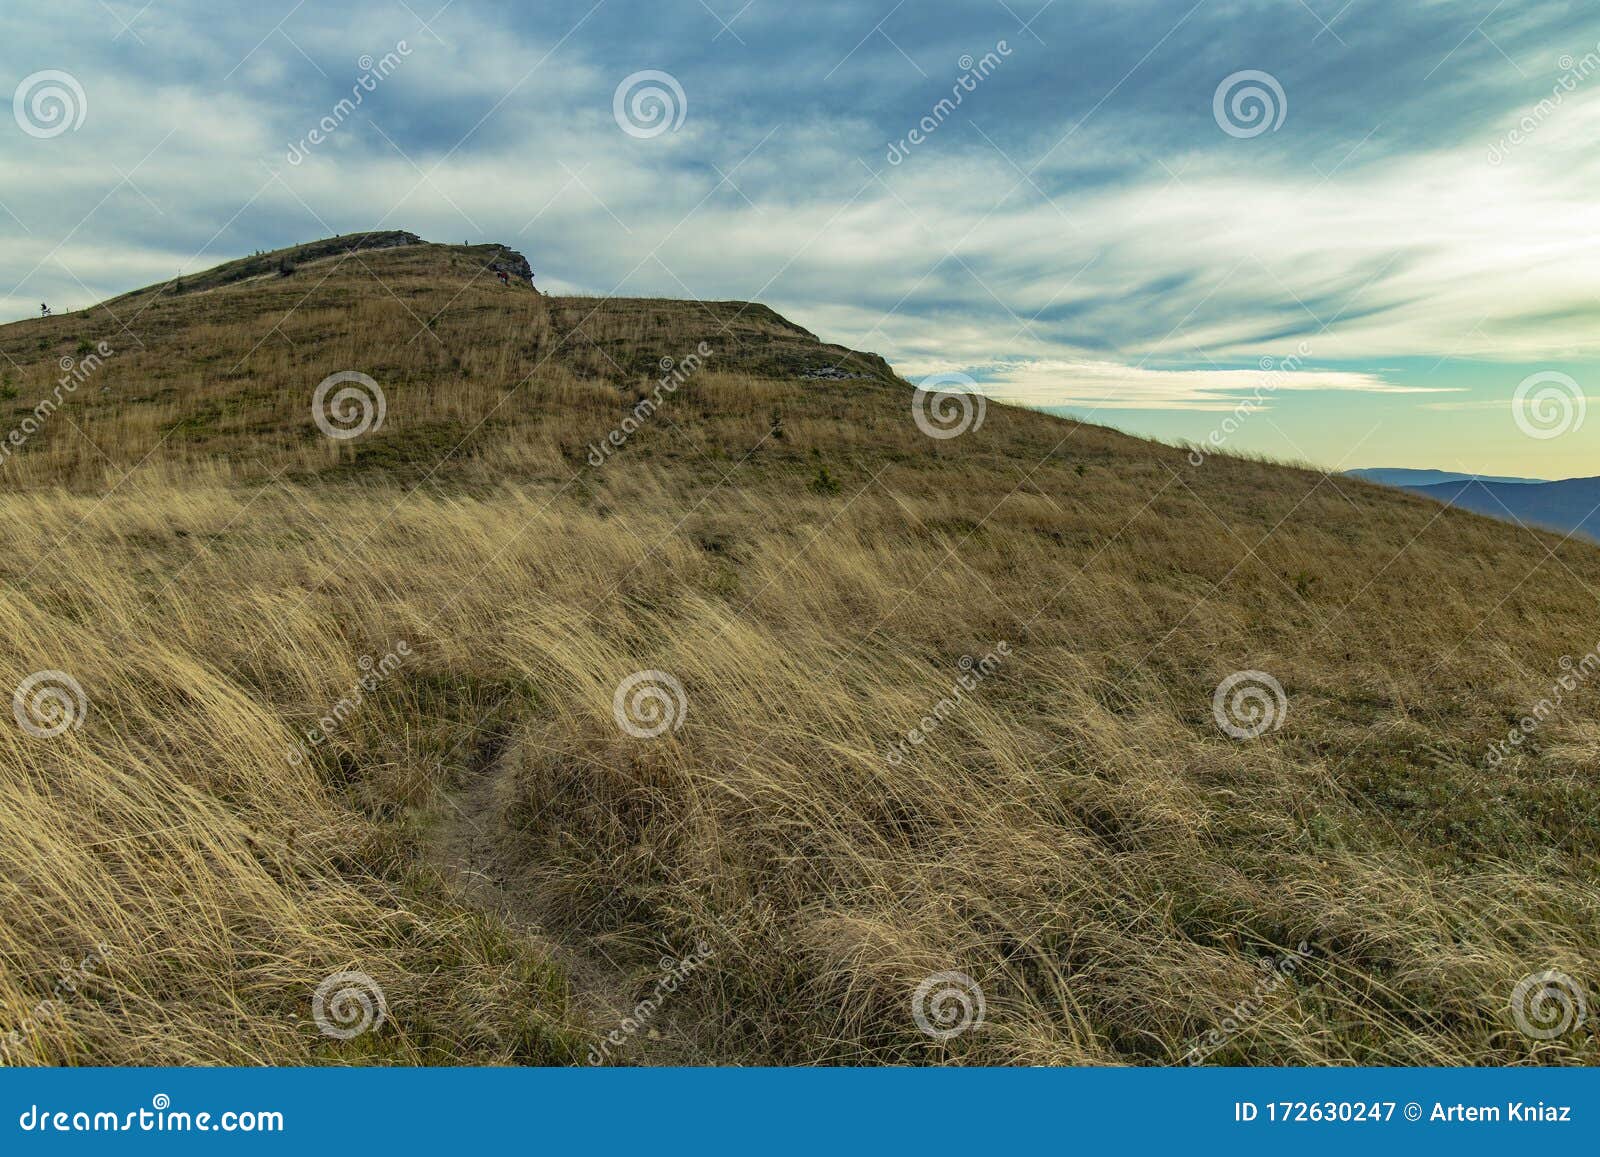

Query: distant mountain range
1346;468;1548;487
1350;468;1600;541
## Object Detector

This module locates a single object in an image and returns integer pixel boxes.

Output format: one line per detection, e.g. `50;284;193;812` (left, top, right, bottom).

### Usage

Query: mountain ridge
1347;467;1550;487
1402;474;1600;542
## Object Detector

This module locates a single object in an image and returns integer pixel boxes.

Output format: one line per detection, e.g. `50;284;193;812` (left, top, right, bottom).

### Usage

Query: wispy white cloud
954;359;1461;412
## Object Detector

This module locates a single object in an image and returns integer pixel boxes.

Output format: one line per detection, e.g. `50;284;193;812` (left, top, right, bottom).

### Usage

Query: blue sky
5;0;1600;476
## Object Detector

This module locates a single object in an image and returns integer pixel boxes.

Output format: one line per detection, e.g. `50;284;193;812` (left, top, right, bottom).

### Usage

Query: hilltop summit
0;236;900;487
100;232;539;305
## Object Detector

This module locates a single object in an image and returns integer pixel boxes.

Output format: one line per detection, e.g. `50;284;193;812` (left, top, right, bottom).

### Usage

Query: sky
4;0;1600;477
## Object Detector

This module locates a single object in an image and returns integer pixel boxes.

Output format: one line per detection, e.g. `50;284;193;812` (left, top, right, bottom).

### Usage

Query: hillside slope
0;239;1595;1066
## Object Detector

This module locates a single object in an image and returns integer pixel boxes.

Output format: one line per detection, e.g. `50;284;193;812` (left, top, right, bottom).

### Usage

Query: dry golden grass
0;240;1595;1065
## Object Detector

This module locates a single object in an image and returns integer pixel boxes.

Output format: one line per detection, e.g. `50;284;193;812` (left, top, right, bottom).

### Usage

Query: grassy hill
0;238;1595;1066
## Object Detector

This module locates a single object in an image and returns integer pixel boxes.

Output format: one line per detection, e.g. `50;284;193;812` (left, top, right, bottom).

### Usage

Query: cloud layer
6;0;1600;462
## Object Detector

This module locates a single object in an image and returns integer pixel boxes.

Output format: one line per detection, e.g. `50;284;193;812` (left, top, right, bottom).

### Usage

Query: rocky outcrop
799;366;866;381
484;247;534;284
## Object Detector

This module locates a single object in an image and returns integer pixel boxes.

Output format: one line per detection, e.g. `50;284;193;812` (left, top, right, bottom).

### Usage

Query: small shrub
808;463;840;494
